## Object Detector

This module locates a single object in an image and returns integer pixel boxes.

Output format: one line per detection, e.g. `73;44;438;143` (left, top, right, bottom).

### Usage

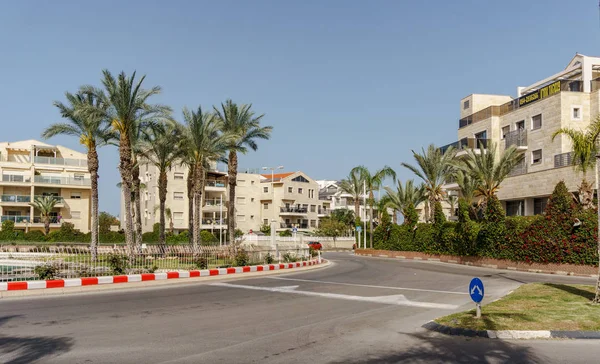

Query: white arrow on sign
471;285;483;296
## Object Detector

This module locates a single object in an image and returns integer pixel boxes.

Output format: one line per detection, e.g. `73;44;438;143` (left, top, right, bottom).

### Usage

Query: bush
279;229;293;237
34;263;60;280
264;253;275;264
455;198;479;255
24;230;47;242
106;253;128;275
200;231;218;246
194;256;208;269
234;249;249;267
282;252;298;262
46;222;87;243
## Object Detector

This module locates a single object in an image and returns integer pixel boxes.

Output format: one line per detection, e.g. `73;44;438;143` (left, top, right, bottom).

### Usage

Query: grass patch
435;283;600;331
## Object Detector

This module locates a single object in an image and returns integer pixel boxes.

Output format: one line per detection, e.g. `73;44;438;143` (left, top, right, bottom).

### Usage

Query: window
501;126;510;139
250;215;254;220
263;186;269;193
532;114;542;130
263;219;268;225
310;220;317;228
532;149;542;164
237;215;246;222
251;198;255;202
174;172;184;180
298;188;303;194
506;200;524;216
263;203;269;210
236;197;246;205
463;100;470;110
534;198;548;215
70;192;81;199
308;189;314;198
572;106;581;120
516;120;525;130
71;211;81;219
310;205;316;212
291;176;309;183
173;212;183;220
74;174;84;181
173;192;184;200
288;187;293;193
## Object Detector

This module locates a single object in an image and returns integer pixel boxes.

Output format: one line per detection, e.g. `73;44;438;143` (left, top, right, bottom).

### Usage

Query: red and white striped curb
0;260;323;291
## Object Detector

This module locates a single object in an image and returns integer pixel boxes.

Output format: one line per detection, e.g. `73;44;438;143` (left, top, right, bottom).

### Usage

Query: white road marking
266;276;468;295
210;282;459;309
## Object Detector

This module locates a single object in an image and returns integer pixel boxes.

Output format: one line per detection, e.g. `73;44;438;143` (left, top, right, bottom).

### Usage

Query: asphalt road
0;253;599;364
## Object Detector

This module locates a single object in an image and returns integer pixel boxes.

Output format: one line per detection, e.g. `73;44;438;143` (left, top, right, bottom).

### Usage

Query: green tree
552;120;600;210
339;170;364;218
433;201;446;231
315;217;346;246
137;121;180;248
214;100;272;245
260;223;271;235
401;144;455;222
383;180;426;225
99;212;119;234
404;203;419;229
43;91;113;261
30;196;59;235
455;169;481;219
330;208;355;235
351;165;396;249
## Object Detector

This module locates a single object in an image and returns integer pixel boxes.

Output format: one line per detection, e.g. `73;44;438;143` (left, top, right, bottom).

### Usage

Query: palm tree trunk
88;147;99;262
132;165;143;247
369;192;374;249
44;217;50;235
594;159;600;303
118;135;135;256
158;171;167;250
193;162;205;252
187;167;194;245
392;210;398;224
227;151;237;246
354;199;360;221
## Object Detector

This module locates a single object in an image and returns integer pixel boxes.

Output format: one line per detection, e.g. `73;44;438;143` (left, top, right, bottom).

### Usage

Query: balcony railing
280;207;308;214
204;199;225;207
1;215;31;223
508;159;527;177
280;223;308;229
554;152;573;168
33;156;88;168
205;180;226;188
33;195;65;204
505;130;527;148
34;175;91;186
318;208;330;215
33;216;60;224
1;195;31;203
201;218;227;225
2;174;31;183
439;138;490;155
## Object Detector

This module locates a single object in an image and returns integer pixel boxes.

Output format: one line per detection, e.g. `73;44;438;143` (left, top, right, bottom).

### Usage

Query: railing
2;175;31;183
554;152;573;168
34;175;91;186
201;218;227;225
1;215;31;223
439;138;490;155
1;195;31;203
505;130;527;148
205;180;226;188
280;207;308;214
33;196;64;204
318;208;330;215
204;199;225;207
33;156;88;168
0;155;31;163
280;223;309;229
33;216;61;224
508;159;527;177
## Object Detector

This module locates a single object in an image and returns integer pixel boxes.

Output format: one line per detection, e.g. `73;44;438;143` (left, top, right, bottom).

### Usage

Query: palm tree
137;121;180;248
401;144;456;222
351;166;396;248
30;196;59;235
457;143;523;203
455;169;481;219
154;205;174;234
383;180;426;224
179;106;232;250
82;70;171;254
446;194;457;218
214;100;272;245
42;91;113;261
339;169;364;217
551;120;600;209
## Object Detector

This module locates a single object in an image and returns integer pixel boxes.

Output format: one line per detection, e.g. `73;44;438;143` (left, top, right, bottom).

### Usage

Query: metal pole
363;182;367;249
219;193;223;246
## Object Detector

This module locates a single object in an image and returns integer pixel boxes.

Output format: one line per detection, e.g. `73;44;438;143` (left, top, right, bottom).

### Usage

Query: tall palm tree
383;180;426;224
552;120;600;209
42;91;113;261
457;143;523;203
401;144;456;222
214;100;272;245
339;169;364;217
351;166;396;248
179;106;232;250
82;70;171;254
186;164;195;245
137;121;180;248
30;196;59;235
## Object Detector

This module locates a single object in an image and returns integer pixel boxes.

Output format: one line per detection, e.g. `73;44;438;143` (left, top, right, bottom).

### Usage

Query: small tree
99;212;119;234
433;201;446;231
455;198;479;255
316;218;346;246
477;195;505;255
260;223;271;235
30;196;59;235
404;203;419;230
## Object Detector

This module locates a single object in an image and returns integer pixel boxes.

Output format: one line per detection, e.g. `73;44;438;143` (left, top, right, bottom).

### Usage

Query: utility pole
363;182;367;249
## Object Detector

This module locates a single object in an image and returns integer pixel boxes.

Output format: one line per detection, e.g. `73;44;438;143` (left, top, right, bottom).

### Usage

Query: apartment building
316;180;376;221
440;53;600;216
0;140;92;232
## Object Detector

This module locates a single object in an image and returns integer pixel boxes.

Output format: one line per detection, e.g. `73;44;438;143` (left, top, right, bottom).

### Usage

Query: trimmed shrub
24;230;46;242
34;263;60;280
279;229;292;237
404;203;419;229
234;249;249;267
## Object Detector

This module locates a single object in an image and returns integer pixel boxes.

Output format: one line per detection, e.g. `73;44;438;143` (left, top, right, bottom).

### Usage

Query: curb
422;321;600;340
0;259;323;293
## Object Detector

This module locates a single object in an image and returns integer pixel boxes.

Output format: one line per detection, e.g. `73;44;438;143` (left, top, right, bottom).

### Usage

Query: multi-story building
316;180;376;221
0;140;92;232
440;53;600;216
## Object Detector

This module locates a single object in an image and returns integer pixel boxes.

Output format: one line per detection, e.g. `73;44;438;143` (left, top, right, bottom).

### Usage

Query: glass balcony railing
201;218;227;225
204;199;225;207
1;215;31;223
34;175;91;186
205;180;226;188
0;195;31;203
280;223;308;229
439;138;490;155
33;195;65;204
33;156;88;168
33;216;61;224
2;174;31;183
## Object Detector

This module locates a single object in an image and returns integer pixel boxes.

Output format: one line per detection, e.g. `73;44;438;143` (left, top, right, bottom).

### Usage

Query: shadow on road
0;315;73;364
328;332;544;364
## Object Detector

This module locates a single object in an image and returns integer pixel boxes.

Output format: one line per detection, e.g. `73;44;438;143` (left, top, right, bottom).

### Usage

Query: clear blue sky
1;0;599;216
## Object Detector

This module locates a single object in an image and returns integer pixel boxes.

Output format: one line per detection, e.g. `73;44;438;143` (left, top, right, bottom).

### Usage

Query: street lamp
262;166;284;246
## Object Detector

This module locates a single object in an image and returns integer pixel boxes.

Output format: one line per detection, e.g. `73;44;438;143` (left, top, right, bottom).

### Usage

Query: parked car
307;241;322;250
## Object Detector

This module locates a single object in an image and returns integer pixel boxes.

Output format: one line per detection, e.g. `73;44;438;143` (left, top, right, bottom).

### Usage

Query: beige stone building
0;140;92;232
441;53;600;216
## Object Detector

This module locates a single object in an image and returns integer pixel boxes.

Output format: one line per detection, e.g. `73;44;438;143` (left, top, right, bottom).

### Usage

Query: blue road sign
469;278;484;303
292;227;298;233
356;226;362;232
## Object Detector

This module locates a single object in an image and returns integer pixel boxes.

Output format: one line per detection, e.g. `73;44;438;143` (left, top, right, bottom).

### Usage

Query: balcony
201;218;227;228
318;208;330;216
280;207;308;215
33;156;88;168
439;138;490;157
280;223;308;229
508;159;528;177
1;215;31;224
33;196;65;205
554;152;573;168
504;130;527;151
33;216;61;224
205;180;226;191
203;199;226;211
34;175;91;187
0;195;31;204
1;175;31;183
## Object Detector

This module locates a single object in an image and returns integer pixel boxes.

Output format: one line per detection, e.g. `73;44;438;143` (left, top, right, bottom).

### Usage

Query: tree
455;169;481;219
179;106;232;251
260;223;271;235
329;208;355;235
315;217;346;246
214;99;272;245
30;196;59;235
446;194;457;218
351;166;397;249
99;212;119;234
339;170;364;217
137;121;180;248
82;70;171;255
552;119;600;210
401;144;455;222
383;180;426;225
43;90;113;261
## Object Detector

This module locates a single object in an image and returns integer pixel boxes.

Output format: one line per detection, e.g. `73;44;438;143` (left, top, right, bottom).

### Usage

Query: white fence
241;235;355;249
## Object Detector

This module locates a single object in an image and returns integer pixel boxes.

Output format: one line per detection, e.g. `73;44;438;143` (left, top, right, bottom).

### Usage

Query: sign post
469;277;484;319
356;226;362;249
